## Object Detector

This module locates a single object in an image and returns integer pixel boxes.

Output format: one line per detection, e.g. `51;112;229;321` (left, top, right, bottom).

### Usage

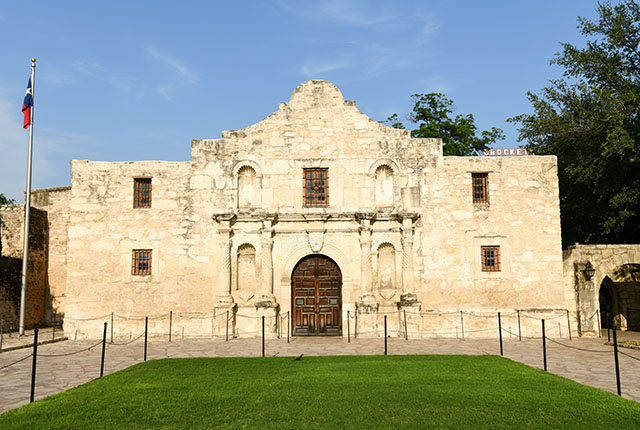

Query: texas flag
22;77;33;129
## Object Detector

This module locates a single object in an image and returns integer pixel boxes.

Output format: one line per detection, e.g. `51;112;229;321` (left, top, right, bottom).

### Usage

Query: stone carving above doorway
307;230;325;253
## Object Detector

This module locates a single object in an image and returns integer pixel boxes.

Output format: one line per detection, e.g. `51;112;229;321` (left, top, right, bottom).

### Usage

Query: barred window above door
134;178;152;208
303;168;329;207
481;246;501;272
132;249;152;275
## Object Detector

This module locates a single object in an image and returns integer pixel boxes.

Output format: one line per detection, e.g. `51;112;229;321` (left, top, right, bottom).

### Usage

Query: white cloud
282;1;441;82
423;74;455;93
145;46;198;101
146;46;198;85
301;61;350;78
278;0;396;26
72;61;135;90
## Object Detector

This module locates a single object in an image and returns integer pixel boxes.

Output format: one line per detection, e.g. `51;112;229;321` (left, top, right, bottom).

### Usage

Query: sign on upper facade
482;148;528;156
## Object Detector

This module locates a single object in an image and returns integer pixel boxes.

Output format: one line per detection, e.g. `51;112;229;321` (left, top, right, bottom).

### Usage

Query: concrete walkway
1;335;640;414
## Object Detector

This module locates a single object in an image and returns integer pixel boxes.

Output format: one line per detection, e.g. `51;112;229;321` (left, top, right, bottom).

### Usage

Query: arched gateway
291;255;342;336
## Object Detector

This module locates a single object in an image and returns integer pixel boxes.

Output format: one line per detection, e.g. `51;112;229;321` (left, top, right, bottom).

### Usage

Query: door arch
291;254;342;336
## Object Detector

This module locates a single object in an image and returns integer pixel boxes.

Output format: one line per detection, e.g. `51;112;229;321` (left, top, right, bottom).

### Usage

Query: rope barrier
519;312;566;321
545;337;611;353
108;331;146;346
39;340;104;357
618;350;640;362
65;314;112;321
0;354;33;371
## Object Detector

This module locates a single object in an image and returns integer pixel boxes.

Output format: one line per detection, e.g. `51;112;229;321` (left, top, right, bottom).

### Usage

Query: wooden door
292;255;342;335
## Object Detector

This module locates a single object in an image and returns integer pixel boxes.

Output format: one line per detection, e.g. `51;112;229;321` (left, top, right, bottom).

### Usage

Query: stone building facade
564;244;640;335
32;80;568;339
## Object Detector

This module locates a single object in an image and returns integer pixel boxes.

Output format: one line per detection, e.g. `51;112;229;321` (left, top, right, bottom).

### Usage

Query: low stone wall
0;205;48;330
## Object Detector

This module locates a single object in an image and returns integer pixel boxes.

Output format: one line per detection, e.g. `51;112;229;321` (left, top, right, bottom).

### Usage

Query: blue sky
0;1;601;202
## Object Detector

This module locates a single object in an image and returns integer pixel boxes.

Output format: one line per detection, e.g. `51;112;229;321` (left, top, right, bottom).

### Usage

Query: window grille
132;249;152;275
303;168;329;207
481;246;501;272
472;173;488;205
134;178;152;208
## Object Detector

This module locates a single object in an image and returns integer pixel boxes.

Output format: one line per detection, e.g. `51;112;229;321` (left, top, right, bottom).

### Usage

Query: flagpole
19;58;36;336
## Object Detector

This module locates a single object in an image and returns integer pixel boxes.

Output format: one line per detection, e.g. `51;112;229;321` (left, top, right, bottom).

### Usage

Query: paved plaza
1;332;640;414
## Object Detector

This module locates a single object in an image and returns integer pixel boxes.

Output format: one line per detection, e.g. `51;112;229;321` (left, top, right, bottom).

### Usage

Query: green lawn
1;355;639;429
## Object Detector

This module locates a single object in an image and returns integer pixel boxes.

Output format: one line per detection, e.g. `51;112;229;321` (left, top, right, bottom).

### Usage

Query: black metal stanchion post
566;310;572;340
100;322;107;377
403;310;408;340
262;315;265;357
613;326;621;396
498;312;503;356
460;311;465;340
110;312;114;343
517;310;522;341
542;319;547;371
144;316;148;362
287;311;290;344
384;315;388;356
169;311;173;342
226;310;229;342
52;316;56;341
30;328;39;403
347;310;351;343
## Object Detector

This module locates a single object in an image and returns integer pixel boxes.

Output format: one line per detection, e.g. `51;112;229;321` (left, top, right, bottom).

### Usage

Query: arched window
237;166;256;208
375;165;394;206
377;243;396;289
237;244;257;292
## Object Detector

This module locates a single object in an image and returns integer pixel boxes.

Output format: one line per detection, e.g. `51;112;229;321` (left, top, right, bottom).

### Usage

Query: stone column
574;261;599;336
214;214;236;338
256;217;278;338
400;217;418;303
258;222;275;302
398;216;420;334
356;215;378;337
216;228;234;304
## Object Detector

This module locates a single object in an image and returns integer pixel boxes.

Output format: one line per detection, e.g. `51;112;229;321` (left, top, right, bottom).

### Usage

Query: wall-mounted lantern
583;261;595;281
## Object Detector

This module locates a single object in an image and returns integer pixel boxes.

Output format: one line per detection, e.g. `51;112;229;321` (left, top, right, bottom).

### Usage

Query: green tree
509;0;640;246
0;193;16;205
384;93;504;156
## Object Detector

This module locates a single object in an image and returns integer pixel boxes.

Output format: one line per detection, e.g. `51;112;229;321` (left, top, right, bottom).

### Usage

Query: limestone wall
418;155;564;311
0;205;48;330
31;186;70;322
63;160;203;338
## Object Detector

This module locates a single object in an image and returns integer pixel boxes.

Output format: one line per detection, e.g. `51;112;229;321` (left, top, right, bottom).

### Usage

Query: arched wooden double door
292;255;342;336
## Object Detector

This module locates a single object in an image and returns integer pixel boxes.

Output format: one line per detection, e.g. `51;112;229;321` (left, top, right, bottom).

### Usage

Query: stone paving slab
1;335;640;414
0;327;65;353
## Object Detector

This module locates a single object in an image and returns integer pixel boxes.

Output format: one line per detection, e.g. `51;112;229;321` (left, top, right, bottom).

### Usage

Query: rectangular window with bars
481;246;501;272
132;249;152;275
303;168;329;207
472;173;488;205
134;178;152;208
